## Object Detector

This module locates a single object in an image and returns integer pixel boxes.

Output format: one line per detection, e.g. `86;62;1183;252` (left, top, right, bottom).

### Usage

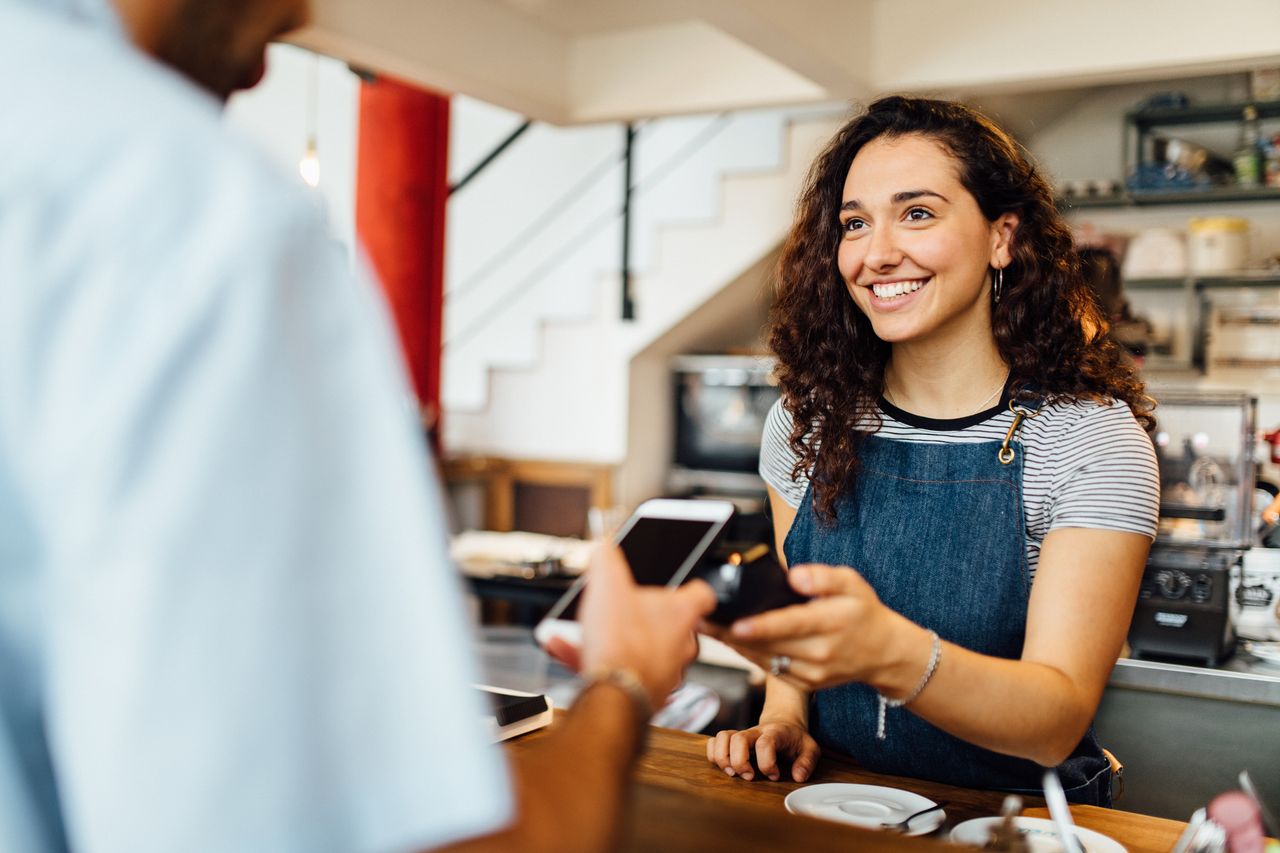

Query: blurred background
220;1;1280;818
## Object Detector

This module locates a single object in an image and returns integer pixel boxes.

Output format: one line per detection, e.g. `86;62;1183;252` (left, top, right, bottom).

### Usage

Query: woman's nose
863;226;902;271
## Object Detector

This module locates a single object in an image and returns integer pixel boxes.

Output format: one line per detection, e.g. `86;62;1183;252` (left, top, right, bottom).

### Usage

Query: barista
703;97;1160;806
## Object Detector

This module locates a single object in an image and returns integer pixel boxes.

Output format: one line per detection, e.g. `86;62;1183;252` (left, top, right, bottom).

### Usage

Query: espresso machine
1128;392;1256;666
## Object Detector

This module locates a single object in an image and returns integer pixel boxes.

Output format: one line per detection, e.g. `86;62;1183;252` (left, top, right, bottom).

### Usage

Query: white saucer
951;816;1126;853
784;783;945;835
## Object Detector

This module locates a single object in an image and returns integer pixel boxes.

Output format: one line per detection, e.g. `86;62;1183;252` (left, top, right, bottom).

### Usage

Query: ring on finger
769;654;792;677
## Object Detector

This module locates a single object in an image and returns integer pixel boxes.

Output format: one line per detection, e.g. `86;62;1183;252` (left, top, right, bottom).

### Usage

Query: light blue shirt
0;3;511;851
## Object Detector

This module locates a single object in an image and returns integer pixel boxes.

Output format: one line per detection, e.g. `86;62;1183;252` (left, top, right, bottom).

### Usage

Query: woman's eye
905;207;933;222
841;218;867;233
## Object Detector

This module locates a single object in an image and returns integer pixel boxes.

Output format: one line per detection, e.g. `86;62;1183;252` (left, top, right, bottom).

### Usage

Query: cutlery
1238;770;1279;838
984;795;1028;853
881;801;947;832
1043;769;1084;853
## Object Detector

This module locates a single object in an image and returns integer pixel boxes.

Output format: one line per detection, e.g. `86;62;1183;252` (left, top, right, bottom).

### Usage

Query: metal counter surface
476;625;758;732
1112;647;1280;707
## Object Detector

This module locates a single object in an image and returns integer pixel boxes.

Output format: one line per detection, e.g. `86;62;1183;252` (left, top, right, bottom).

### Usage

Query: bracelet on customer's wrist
584;666;654;724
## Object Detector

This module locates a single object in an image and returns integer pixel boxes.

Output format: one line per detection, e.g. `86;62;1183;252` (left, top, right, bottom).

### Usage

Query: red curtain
355;76;449;436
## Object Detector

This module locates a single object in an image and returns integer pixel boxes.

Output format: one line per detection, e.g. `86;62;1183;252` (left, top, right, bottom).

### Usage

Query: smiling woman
704;96;1161;807
836;135;1017;353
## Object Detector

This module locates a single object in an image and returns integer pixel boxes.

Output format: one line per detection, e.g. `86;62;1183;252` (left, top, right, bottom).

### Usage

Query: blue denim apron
783;421;1112;806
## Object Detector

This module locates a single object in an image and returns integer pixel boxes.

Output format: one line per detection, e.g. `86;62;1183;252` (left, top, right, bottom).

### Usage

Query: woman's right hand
705;720;821;783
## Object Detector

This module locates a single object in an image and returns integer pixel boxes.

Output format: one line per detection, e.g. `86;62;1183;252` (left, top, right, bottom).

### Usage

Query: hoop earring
993;267;1004;304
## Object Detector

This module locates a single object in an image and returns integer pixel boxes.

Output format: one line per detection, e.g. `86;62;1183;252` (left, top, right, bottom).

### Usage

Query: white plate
784;783;945;835
951;816;1126;853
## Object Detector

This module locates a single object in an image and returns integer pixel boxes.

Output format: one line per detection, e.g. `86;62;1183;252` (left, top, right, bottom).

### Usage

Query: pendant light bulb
299;136;320;188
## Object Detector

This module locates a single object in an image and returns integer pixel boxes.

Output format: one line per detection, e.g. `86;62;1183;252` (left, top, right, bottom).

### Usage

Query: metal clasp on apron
998;398;1042;465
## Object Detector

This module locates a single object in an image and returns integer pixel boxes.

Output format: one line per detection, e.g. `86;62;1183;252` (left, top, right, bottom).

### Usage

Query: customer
0;1;713;852
1078;246;1152;357
704;97;1159;805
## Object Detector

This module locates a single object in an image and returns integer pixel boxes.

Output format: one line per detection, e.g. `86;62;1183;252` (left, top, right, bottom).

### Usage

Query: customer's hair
769;95;1154;523
1078;247;1127;319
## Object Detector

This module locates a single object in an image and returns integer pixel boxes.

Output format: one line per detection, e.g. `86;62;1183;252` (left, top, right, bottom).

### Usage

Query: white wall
224;43;360;256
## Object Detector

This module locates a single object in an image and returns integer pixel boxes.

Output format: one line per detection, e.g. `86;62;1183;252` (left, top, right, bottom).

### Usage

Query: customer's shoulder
2;12;206;141
0;13;306;227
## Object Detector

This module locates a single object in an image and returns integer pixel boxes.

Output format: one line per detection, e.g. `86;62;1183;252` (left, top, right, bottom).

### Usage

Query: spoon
881;801;947;832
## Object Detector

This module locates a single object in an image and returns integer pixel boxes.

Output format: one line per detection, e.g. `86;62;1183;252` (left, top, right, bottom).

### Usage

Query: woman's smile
864;276;931;312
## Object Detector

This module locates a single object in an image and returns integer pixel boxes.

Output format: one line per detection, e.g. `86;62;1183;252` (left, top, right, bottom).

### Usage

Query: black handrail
448;120;533;196
621;122;637;321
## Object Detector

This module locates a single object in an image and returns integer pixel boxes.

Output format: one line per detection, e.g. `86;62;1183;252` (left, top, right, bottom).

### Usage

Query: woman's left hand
702;563;915;691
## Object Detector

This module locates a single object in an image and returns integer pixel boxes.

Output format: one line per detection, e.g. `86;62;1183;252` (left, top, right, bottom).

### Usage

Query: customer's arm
438;545;716;853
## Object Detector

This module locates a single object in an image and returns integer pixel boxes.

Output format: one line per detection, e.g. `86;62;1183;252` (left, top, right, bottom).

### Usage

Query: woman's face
836;133;1017;347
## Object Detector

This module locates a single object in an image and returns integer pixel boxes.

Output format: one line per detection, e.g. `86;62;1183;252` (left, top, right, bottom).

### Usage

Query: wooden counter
507;719;1187;852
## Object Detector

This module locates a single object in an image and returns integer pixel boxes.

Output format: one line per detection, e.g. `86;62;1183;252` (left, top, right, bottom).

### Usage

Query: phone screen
554;516;721;620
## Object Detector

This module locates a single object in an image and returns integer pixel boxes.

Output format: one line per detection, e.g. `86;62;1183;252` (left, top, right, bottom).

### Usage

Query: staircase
442;103;843;469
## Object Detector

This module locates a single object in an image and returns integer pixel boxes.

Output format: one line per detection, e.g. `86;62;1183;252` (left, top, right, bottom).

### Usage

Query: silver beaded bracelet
876;630;942;741
584;665;653;722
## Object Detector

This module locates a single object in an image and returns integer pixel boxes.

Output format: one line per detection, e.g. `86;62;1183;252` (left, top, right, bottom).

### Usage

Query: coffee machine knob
1154;569;1192;600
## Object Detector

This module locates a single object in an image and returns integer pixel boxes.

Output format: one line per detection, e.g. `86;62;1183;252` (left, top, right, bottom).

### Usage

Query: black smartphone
692;544;809;625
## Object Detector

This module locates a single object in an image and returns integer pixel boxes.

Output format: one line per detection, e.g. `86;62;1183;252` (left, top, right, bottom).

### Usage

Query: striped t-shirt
759;393;1160;579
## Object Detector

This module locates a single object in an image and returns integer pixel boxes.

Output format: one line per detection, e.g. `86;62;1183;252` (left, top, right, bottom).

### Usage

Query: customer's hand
701;563;920;692
545;543;717;711
706;719;820;782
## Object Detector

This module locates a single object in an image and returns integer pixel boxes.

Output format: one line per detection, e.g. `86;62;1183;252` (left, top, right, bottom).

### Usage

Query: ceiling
494;0;698;36
292;0;1280;125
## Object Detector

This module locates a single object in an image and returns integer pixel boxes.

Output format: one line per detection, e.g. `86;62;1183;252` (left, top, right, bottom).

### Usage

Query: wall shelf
1058;98;1280;377
1060;187;1280;210
1125;99;1280;130
1126;274;1280;290
1053;98;1280;212
1125;277;1189;289
1124;275;1280;375
1197;273;1280;288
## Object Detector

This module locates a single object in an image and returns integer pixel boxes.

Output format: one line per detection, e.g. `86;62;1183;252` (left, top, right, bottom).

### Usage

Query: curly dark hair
770;95;1155;523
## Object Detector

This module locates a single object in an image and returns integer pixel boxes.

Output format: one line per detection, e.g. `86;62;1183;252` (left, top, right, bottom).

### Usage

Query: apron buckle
997;399;1042;465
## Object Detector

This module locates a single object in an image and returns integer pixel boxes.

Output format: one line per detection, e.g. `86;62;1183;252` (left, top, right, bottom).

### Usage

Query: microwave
672;355;779;475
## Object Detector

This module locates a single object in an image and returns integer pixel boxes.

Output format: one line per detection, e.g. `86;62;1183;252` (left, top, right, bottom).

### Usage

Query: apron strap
998;395;1043;465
